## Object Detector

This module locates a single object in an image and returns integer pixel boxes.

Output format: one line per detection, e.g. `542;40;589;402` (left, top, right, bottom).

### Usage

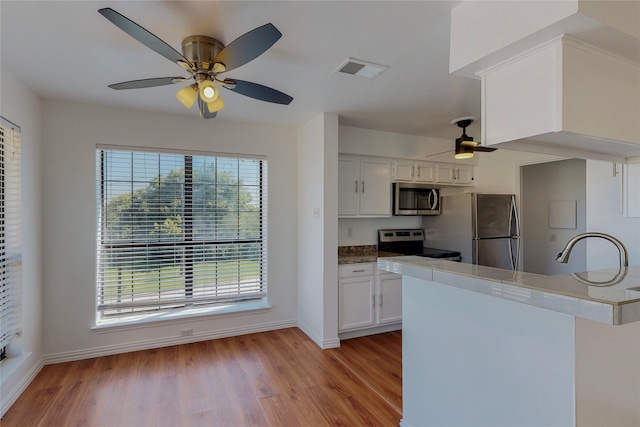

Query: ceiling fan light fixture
454;145;475;160
206;97;225;113
176;84;198;108
199;80;219;102
212;62;226;73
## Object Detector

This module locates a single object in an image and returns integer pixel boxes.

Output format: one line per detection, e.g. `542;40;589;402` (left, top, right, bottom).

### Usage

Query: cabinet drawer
338;263;375;279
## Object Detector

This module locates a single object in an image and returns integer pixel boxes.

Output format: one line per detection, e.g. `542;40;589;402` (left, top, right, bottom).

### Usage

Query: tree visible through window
96;149;267;319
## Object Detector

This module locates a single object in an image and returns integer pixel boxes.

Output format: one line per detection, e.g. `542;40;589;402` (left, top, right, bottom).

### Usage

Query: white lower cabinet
377;272;403;324
338;263;402;333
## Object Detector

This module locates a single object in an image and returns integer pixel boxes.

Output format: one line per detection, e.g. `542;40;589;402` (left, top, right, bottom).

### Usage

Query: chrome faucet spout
556;232;628;268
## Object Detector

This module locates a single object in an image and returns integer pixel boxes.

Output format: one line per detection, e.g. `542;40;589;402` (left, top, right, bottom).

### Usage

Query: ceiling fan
451;116;496;159
98;8;293;119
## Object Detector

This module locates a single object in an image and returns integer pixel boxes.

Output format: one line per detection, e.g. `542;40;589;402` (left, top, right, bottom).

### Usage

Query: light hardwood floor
2;328;402;426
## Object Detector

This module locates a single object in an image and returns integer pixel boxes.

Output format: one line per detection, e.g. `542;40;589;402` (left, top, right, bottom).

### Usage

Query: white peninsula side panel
575;318;640;426
402;276;576;427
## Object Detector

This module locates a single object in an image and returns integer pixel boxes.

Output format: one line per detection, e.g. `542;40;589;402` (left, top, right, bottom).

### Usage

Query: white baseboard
43;319;297;364
296;321;322;348
1;354;45;417
322;337;341;349
296;321;341;349
338;323;401;340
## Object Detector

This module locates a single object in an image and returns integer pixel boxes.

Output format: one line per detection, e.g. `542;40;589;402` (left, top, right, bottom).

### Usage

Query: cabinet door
359;159;391;215
338;158;360;216
455;166;474;185
377;273;402;325
415;162;436;183
436;164;456;184
393;161;415;181
339;277;375;331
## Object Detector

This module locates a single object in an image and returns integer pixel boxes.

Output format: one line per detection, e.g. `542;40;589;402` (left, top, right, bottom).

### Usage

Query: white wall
297;113;339;348
40;100;299;358
0;69;44;414
521;159;587;275
322;115;339;347
338;217;422;246
339;125;471;163
586;159;640;268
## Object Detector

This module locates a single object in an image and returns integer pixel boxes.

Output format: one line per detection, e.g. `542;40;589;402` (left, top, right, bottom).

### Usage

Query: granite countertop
338;245;403;264
377;255;640;325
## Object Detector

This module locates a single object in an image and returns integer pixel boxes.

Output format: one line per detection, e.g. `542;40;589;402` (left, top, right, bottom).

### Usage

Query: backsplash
338;217;421;246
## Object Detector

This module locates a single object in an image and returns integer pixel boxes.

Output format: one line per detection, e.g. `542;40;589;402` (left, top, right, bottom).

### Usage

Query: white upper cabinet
391;159;475;186
435;164;474;185
338;156;391;217
415;162;437;183
393;160;415;181
392;161;436;183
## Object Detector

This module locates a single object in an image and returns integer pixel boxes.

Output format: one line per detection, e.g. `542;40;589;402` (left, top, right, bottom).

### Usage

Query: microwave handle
429;189;437;209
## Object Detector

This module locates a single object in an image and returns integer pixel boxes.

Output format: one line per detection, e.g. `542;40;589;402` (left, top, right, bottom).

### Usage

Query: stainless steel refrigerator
424;193;520;270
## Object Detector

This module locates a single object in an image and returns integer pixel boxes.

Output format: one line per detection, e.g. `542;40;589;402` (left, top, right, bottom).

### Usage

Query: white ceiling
1;0;481;140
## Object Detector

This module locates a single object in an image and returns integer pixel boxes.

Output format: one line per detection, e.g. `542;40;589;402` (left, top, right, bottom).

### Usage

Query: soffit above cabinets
449;0;640;163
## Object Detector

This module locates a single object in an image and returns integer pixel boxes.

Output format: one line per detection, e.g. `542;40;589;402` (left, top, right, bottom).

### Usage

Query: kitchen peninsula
377;256;640;427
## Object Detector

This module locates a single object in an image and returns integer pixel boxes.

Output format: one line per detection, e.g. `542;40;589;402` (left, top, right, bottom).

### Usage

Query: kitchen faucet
556;232;628;268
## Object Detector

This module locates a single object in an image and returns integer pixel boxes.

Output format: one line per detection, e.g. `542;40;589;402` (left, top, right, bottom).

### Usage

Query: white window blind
96;148;267;319
0;118;22;352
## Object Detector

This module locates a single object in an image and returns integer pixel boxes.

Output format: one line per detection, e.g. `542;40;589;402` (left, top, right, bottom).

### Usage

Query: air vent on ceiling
334;57;389;78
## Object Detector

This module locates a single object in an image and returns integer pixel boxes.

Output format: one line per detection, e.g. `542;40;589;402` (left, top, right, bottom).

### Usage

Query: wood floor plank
1;328;402;426
0;385;61;427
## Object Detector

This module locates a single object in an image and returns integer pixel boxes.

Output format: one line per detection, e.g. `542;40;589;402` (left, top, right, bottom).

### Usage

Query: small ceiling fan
98;8;293;119
451;116;496;159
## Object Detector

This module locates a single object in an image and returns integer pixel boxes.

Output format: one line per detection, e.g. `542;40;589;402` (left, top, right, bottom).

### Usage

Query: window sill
91;300;271;334
0;352;32;384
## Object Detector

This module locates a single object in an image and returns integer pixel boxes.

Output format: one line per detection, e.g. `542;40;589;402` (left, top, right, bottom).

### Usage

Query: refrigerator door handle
508;196;521;270
509;236;520;271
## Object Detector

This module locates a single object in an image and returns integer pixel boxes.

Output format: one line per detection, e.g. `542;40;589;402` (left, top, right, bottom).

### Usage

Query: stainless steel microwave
393;183;440;215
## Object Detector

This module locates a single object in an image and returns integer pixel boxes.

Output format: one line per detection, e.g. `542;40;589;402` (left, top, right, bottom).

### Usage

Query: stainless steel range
378;229;461;261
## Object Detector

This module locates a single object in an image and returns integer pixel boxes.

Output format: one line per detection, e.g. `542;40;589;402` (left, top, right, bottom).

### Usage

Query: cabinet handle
355;180;358;192
417;166;420;178
352;269;365;273
411;166;414;177
361;181;365;193
379;295;383;307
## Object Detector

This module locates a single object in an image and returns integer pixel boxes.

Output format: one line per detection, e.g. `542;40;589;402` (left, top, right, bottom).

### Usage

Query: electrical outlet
180;328;193;337
347;227;353;237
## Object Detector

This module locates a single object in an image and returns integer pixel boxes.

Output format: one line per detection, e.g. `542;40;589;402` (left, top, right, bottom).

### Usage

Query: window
96;147;267;321
0;117;21;361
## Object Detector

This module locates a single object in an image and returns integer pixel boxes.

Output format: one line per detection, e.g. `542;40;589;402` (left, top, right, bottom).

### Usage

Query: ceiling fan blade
473;147;497;152
213;23;282;73
108;77;185;90
198;94;218;119
99;8;193;69
223;79;293;105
